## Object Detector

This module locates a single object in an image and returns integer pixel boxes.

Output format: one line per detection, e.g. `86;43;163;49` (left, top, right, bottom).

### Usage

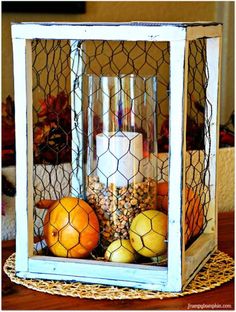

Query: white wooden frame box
11;22;222;292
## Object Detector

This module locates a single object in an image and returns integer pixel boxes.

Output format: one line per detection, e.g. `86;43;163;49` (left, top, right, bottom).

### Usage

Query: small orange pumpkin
37;197;100;258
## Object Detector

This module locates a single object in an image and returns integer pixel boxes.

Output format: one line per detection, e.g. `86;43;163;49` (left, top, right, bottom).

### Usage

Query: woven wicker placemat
3;250;234;300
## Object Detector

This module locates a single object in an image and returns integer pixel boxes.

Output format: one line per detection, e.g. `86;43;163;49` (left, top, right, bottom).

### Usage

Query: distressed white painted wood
70;40;84;197
17;255;169;291
16;271;167;292
12;38;33;273
11;22;222;43
204;36;222;236
11;22;187;41
28;256;167;285
183;233;217;285
26;39;34;261
167;39;188;292
16;272;162;291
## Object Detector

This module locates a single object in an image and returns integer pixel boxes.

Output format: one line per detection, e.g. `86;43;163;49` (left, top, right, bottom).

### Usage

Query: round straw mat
3;250;234;300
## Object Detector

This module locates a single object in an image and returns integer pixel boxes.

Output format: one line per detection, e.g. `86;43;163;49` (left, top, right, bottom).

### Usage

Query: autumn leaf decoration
33;91;72;164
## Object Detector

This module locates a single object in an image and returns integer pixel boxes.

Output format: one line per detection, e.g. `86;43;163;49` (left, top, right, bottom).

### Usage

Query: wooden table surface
2;212;234;310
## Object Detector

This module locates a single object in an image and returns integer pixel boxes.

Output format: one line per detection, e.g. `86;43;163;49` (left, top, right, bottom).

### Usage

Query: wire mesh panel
32;39;171;258
12;22;221;291
185;39;211;248
31;37;212;258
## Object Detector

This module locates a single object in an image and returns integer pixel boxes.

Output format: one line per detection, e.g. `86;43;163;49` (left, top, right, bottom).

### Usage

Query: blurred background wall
2;1;234;123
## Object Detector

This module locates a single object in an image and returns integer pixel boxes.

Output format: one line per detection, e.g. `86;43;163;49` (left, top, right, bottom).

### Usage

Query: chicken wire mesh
31;38;211;261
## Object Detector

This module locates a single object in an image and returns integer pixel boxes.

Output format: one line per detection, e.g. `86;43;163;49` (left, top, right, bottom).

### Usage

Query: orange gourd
40;197;100;258
156;182;204;245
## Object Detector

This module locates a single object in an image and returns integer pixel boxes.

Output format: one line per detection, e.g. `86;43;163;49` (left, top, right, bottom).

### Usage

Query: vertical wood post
70;40;84;198
167;38;188;291
204;36;222;238
12;38;34;272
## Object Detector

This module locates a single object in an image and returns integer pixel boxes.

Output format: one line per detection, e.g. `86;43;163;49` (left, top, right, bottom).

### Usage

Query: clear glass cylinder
84;74;158;248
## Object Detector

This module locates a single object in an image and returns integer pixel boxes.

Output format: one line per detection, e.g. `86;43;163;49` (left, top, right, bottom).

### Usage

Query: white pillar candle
96;131;143;187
